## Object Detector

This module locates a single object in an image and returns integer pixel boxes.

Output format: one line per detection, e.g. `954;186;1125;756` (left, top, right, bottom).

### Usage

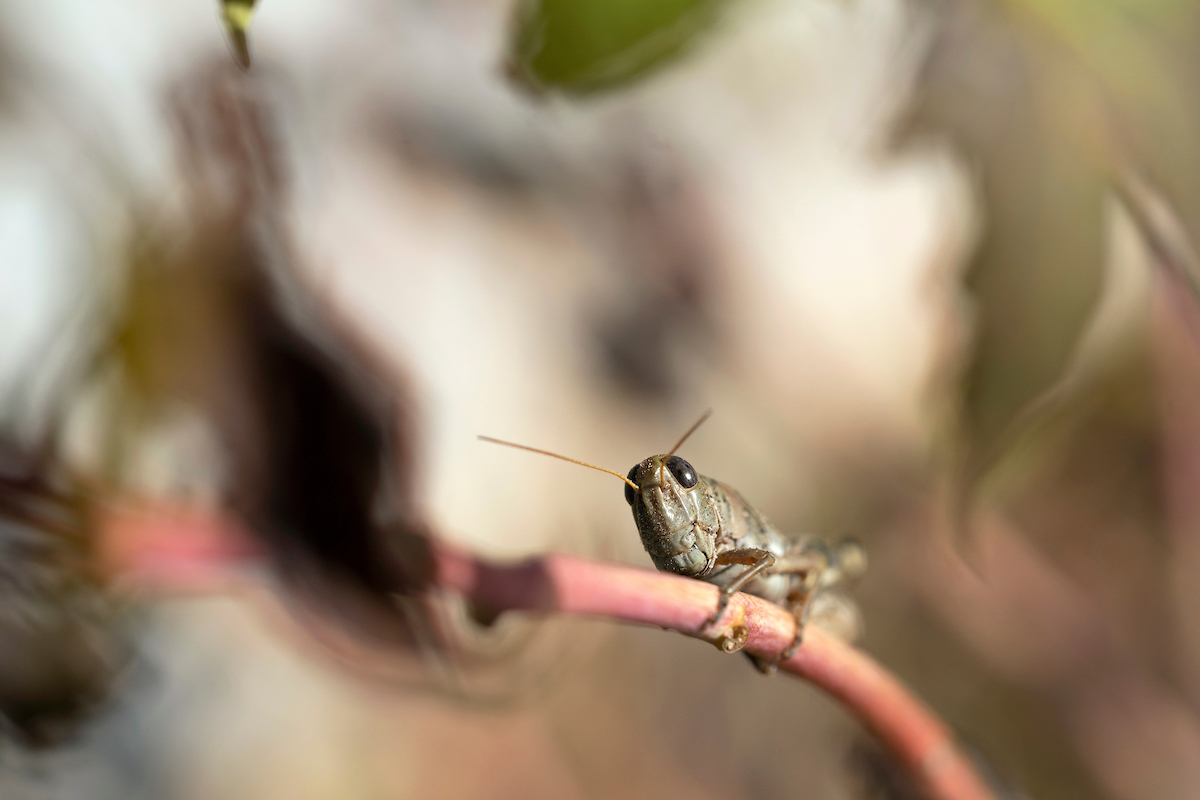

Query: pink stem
98;504;997;800
434;543;998;800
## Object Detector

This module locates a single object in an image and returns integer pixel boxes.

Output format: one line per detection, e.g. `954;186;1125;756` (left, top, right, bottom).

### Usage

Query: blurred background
2;0;1200;798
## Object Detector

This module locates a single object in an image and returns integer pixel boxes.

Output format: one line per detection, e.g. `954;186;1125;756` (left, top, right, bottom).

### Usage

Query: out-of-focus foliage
508;0;731;95
889;5;1200;796
103;62;437;643
220;0;258;68
0;452;119;748
900;0;1200;525
9;0;1200;797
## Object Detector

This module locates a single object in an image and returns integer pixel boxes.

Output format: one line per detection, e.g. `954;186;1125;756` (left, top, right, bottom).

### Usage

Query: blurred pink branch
100;503;996;800
434;543;997;800
904;510;1200;800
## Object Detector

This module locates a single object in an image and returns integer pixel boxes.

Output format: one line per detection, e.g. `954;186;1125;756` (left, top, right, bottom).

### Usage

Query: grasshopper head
626;454;713;577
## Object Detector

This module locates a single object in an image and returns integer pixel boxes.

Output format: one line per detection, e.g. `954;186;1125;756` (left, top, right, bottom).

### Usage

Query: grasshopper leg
780;573;821;661
781;540;866;659
761;546;832;668
741;571;822;676
704;548;776;626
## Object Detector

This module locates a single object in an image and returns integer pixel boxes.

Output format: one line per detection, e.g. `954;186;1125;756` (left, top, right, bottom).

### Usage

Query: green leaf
905;0;1200;529
220;0;258;69
508;0;731;95
900;3;1114;509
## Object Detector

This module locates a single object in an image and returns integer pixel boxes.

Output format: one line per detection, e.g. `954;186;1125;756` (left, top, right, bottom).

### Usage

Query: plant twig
433;542;998;800
98;504;997;800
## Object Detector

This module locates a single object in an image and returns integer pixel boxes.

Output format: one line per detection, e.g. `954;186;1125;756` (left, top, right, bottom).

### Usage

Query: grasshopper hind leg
760;538;866;673
779;574;821;662
752;593;861;675
743;598;812;676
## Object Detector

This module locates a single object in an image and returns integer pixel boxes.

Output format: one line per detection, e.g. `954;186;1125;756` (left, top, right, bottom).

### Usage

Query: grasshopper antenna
664;409;713;461
478;436;638;491
660;409;712;483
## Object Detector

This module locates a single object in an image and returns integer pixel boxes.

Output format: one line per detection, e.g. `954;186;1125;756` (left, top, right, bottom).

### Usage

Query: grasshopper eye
625;465;639;505
666;456;697;489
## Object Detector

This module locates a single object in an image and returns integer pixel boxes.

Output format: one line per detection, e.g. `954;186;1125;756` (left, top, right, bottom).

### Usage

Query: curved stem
434;543;998;800
98;504;997;800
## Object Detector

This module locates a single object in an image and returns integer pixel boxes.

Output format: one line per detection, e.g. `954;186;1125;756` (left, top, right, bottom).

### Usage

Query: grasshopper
481;412;865;670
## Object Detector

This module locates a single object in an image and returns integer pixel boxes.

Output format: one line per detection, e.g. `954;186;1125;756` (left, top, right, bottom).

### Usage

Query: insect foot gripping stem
700;592;750;653
703;548;777;630
716;625;749;653
706;587;735;628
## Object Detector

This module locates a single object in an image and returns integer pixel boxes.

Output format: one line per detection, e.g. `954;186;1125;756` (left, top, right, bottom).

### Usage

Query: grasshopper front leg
704;548;776;626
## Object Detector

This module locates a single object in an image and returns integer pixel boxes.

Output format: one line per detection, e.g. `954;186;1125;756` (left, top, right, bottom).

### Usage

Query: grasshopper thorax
625;454;718;578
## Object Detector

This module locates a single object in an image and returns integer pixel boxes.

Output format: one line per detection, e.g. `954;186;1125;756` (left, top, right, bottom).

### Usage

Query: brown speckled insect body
626;450;864;668
481;413;865;670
